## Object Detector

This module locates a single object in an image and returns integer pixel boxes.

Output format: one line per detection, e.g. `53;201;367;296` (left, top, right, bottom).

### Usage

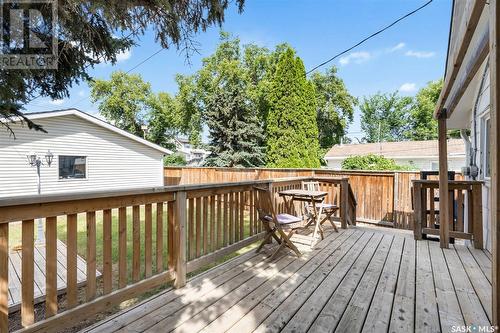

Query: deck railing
412;180;483;248
164;167;464;229
0;176;354;332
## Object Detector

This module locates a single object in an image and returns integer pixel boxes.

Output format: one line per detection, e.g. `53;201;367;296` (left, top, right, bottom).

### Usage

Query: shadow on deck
81;225;491;333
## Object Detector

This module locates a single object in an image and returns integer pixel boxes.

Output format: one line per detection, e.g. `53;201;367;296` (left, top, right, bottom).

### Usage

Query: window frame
58;155;88;181
481;114;491;180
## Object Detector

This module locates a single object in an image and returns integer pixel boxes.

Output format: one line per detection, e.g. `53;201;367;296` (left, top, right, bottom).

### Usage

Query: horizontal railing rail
0;176;355;332
164;166;463;229
412;180;483;249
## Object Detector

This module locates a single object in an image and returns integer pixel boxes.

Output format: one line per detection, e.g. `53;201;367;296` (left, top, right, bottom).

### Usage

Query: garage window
59;156;87;179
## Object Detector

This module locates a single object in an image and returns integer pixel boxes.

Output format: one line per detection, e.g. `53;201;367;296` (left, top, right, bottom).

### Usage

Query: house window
483;118;491;178
59;156;87;179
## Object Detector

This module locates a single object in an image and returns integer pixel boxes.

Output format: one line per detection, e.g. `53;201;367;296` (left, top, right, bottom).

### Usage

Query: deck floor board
83;226;491;333
8;239;100;313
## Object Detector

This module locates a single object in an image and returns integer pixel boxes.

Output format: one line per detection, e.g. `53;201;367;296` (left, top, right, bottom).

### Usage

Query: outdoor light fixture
27;150;54;167
26;151;38;166
26;149;54;243
45;150;54;166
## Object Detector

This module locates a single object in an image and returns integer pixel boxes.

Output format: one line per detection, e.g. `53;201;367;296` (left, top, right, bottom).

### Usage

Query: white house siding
326;156;465;171
0;114;165;198
468;65;492;251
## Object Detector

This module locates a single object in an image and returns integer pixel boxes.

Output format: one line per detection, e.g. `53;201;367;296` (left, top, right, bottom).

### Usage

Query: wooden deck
83;225;492;333
8;239;100;313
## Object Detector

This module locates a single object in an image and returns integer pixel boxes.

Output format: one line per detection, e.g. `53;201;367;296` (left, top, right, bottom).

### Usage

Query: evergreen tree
199;33;265;167
1;0;245;137
266;47;320;168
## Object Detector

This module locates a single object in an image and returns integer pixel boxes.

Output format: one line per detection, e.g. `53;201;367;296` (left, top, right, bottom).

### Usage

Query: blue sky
26;0;452;141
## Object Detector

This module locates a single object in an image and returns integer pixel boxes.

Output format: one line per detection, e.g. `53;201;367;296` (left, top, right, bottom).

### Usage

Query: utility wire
306;0;434;75
68;47;165;108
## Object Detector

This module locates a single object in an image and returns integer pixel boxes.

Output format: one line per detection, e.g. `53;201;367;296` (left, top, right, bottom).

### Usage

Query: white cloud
116;49;132;62
339;51;371;66
399;82;417;93
405;50;435;58
389;42;405;52
49;99;65;105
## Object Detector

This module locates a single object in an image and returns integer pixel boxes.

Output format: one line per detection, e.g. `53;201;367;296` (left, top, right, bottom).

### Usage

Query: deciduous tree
405;79;442;140
90;71;153;137
147;92;183;149
360;92;412;143
310;66;357;149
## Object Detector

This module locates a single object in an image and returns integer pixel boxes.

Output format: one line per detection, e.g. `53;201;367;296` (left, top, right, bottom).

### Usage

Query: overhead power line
67;47;165;108
306;0;434;75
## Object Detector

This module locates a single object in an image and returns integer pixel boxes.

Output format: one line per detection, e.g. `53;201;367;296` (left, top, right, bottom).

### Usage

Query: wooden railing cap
0;176;347;208
412;179;484;185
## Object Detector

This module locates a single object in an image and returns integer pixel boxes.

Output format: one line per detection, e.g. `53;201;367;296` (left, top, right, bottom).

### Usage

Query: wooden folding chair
302;181;339;232
253;186;304;259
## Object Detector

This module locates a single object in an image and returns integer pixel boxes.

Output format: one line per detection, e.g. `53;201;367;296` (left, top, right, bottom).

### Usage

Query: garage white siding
0;114;165;197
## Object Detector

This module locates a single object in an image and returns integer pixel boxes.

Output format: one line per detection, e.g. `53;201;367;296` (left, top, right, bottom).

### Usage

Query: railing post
21;219;35;327
471;184;484;249
174;190;187;289
438;111;450;248
0;223;8;333
351;190;357;226
340;178;348;229
413;182;423;240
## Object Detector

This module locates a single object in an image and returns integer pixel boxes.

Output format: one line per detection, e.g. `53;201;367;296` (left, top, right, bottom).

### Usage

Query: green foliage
200;33;265;167
164;153;187;166
405;79;442;140
341;154;412;171
266;47;321;168
175;74;203;147
1;1;245;136
90;71;154;137
310;67;357;149
360;92;412;143
173;35;355;167
91;72;187;150
147;92;183;149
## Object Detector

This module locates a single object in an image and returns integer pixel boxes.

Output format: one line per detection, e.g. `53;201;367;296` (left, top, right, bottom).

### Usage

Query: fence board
164;167;454;230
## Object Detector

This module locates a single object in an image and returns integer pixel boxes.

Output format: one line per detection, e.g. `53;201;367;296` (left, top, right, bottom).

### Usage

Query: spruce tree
201;34;265;167
266;47;320;168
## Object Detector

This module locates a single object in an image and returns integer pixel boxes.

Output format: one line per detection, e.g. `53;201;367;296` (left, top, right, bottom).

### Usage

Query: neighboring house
436;1;497;252
173;137;210;166
324;139;466;171
0;109;171;197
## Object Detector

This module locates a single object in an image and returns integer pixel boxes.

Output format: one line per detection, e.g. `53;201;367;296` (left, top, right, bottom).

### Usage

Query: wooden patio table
278;189;328;244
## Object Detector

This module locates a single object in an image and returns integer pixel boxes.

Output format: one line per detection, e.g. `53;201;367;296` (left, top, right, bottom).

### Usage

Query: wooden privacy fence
0;176;354;332
165;167;464;229
413;180;483;248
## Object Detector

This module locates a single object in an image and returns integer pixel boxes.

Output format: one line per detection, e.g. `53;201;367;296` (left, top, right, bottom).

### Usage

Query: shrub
341;154;412;171
164;153;187;166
